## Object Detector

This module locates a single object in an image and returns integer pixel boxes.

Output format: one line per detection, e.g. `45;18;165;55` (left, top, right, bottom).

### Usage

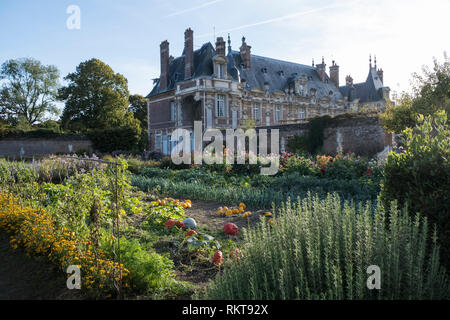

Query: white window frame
216;94;226;118
170;101;176;121
253;103;261;121
155;134;162;150
299;108;306;119
274;105;282;123
217;64;224;79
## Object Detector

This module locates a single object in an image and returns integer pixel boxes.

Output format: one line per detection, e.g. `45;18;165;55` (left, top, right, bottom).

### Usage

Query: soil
0;233;82;300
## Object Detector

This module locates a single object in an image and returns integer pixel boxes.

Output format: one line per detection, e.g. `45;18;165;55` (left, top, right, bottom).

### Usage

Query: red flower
320;168;325;175
175;221;186;230
164;219;176;229
367;168;372;176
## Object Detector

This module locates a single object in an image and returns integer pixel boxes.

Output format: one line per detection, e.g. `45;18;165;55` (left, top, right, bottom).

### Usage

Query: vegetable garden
0;112;449;300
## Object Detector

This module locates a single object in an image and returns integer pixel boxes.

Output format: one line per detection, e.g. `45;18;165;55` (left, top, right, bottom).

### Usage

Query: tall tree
129;94;149;150
0;58;60;125
59;58;136;131
381;53;450;133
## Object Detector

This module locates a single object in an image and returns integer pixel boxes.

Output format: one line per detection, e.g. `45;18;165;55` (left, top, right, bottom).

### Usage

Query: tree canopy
59;58;138;132
0;58;60;125
381;53;450;133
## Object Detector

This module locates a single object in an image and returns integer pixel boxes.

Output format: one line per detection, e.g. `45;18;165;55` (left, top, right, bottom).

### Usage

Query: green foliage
88;125;142;153
129;94;148;150
206;194;450;300
381;53;450;133
59;58;138;132
0;58;60;125
286;135;308;154
381;111;450;267
307;115;332;154
101;237;184;297
132;169;380;208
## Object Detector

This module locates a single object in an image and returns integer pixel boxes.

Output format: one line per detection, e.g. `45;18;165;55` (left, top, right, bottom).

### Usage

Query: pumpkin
224;223;239;236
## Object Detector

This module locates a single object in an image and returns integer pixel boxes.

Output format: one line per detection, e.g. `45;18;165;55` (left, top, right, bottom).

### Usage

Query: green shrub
381;111;450;267
88;126;141;153
286;135;309;154
205;194;450;300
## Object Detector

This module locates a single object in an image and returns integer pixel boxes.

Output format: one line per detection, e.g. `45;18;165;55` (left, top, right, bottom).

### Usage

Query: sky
1;0;449;102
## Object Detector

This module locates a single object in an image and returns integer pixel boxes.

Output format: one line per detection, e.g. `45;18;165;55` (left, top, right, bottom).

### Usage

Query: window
253;103;261;121
216;94;226;117
299;108;306;119
274;105;282;123
218;64;224;79
298;85;305;96
155;134;162;150
170;101;176;121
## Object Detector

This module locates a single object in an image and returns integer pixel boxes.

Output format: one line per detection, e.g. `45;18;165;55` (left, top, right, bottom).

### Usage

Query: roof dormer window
261;67;267;73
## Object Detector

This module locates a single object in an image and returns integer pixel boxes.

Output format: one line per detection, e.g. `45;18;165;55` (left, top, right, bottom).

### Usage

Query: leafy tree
59;58;136;131
129;94;148;149
381;53;450;133
0;58;60;125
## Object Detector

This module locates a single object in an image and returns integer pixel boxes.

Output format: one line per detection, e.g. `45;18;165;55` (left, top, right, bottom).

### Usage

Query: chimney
215;37;226;56
316;57;326;82
345;75;353;86
329;60;339;87
377;68;384;84
239;36;251;69
160;40;169;91
184;28;194;79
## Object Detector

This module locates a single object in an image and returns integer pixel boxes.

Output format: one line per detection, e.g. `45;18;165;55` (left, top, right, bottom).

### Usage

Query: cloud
165;0;225;18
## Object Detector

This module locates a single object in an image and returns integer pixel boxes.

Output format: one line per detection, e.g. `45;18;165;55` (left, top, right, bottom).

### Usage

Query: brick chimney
345;75;353;86
329;60;339;87
316;57;326;82
215;37;226;56
184;28;194;79
377;68;384;84
239;36;251;69
160;40;169;91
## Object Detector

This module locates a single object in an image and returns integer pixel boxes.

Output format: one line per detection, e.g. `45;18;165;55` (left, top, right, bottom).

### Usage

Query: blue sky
1;0;449;101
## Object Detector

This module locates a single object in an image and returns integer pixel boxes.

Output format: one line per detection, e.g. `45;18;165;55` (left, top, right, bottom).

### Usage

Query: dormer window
261;67;267;73
278;70;284;76
217;64;225;79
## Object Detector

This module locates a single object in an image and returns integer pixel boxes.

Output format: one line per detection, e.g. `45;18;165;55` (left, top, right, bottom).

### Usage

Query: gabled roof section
147;42;215;97
339;67;386;103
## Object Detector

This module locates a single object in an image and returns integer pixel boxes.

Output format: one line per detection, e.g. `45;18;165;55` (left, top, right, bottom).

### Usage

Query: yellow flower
225;210;233;216
264;212;272;217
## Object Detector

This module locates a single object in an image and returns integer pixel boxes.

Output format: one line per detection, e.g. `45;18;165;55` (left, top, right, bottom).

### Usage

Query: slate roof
339;67;386;103
148;42;215;97
147;41;384;105
227;51;344;101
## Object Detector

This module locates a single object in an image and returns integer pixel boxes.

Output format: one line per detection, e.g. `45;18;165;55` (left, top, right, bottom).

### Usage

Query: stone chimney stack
215;37;226;56
239;36;251;69
184;28;194;79
345;75;353;86
377;68;384;84
316;57;327;83
160;40;169;91
329;60;339;87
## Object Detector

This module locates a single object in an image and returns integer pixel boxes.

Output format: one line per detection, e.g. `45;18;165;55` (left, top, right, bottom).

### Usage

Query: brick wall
0;138;93;158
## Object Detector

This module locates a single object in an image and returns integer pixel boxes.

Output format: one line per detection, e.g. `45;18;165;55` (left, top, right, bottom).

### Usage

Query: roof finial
312;58;315;67
322;56;324;64
374;55;377;69
227;33;232;54
369;54;372;68
242;36;246;44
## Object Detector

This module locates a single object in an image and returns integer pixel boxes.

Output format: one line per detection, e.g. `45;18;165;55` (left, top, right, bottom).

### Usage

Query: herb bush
381;111;450;267
205;194;450;300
